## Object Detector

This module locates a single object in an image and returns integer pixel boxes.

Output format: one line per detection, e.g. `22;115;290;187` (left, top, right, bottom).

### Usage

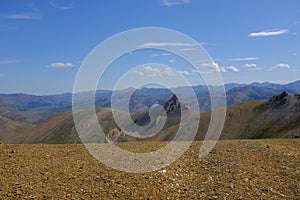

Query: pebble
0;140;298;199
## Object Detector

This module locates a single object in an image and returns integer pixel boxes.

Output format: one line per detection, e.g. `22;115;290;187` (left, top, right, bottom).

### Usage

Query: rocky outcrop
240;92;300;139
163;95;181;114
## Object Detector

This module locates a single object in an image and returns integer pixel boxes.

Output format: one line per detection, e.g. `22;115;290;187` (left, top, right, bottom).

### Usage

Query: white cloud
134;66;192;77
169;59;175;63
176;70;190;75
199;61;231;73
275;63;290;68
1;13;41;20
219;67;227;73
164;67;176;76
200;61;219;71
249;29;289;37
179;48;196;51
0;59;20;65
200;42;209;46
134;66;170;77
244;63;257;68
149;53;173;58
48;62;75;68
227;66;239;72
149;54;159;57
49;1;74;10
198;61;240;73
230;57;258;61
162;0;191;6
139;42;196;48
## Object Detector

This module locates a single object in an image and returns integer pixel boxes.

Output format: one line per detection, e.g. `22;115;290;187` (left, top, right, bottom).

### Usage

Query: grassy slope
2;93;300;143
0;115;35;143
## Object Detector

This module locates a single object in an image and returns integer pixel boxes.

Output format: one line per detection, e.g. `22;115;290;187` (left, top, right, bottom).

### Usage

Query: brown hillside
0;115;35;143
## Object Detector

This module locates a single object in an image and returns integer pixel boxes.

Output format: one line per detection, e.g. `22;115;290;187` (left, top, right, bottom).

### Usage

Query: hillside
225;86;277;105
1;92;300;144
0;93;72;118
0;115;35;143
240;92;300;139
151;91;300;141
0;103;41;125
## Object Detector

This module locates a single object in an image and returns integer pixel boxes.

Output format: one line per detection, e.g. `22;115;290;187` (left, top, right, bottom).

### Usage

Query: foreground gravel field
0;140;299;199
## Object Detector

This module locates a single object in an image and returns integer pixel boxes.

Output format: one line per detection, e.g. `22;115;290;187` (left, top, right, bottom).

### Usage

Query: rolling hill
0;115;35;143
239;92;300;139
1;87;300;144
0;91;297;144
0;103;40;124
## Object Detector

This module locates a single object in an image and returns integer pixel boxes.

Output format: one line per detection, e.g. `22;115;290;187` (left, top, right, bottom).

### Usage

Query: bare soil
0;139;299;199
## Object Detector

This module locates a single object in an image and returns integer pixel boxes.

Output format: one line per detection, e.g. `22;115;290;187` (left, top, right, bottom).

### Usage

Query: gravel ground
0;139;299;199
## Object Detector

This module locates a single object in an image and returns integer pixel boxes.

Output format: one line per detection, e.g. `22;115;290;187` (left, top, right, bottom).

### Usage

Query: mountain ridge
1;80;300;123
1;91;299;144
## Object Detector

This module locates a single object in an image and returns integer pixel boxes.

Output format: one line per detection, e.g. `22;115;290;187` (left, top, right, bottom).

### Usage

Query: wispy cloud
134;66;190;77
149;54;159;58
1;13;42;20
161;52;171;56
275;63;290;68
207;65;239;73
139;42;196;48
219;67;227;73
249;29;289;37
244;63;257;68
47;62;75;68
148;52;172;58
200;61;220;71
176;70;190;75
169;59;175;63
227;66;239;72
0;59;20;65
230;57;258;61
162;0;191;7
244;63;263;71
49;1;74;10
134;66;174;77
198;61;233;73
179;48;197;51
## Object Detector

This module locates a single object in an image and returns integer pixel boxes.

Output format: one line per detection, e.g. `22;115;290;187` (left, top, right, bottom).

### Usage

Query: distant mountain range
1;90;300;144
1;80;300;125
1;80;300;144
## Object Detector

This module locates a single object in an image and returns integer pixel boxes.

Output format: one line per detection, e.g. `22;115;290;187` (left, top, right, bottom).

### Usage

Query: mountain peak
267;91;300;110
163;94;180;114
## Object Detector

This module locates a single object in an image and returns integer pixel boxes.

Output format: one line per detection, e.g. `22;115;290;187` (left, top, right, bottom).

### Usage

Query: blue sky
0;0;300;94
